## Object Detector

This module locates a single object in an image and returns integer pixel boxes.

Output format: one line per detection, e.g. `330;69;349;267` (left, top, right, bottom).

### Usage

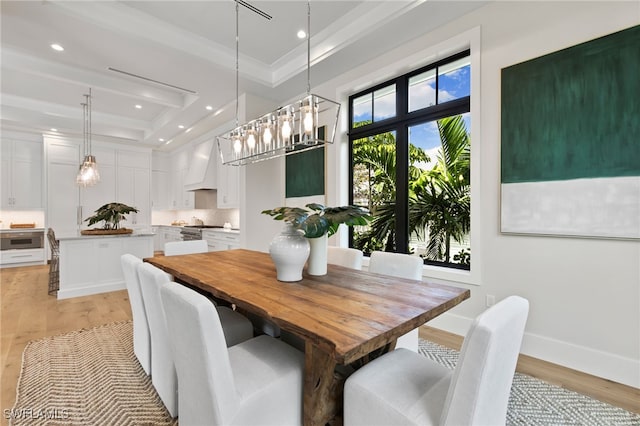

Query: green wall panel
501;25;640;183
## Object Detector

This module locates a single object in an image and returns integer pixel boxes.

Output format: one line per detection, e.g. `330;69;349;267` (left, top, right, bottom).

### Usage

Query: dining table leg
303;342;342;426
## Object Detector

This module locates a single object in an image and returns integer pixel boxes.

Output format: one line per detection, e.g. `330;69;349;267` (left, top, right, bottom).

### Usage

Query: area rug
418;339;640;426
11;322;640;425
10;321;176;425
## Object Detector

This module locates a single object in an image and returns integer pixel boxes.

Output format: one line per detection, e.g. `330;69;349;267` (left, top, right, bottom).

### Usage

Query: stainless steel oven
179;225;224;241
0;230;45;250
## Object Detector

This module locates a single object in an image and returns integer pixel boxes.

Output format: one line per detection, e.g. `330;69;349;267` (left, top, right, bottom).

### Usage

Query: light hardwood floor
2;264;638;425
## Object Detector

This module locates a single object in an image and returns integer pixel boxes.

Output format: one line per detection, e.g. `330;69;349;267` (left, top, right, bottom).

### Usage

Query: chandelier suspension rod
87;88;92;157
235;0;239;128
306;1;311;96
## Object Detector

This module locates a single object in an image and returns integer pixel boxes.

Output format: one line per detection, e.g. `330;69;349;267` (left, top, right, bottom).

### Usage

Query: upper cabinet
1;134;43;209
170;147;194;209
215;141;240;209
116;150;151;229
80;146;116;225
45;136;152;234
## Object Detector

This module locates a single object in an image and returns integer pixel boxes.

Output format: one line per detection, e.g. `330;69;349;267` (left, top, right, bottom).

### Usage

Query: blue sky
353;63;470;169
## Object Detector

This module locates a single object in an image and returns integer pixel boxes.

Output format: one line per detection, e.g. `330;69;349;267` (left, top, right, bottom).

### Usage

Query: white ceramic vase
269;223;310;282
307;233;328;276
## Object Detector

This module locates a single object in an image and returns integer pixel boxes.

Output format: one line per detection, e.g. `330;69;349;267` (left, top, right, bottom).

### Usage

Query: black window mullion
395;76;409;253
395;125;409;254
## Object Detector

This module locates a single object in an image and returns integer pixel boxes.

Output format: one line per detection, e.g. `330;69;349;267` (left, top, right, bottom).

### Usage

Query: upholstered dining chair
120;254;151;375
163;239;208;256
344;295;529;426
160;280;305;426
368;251;424;351
327;246;364;270
137;262;254;417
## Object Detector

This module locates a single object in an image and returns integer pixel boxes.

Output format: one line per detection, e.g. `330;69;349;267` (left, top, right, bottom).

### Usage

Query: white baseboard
425;312;640;389
57;281;126;300
521;332;640;389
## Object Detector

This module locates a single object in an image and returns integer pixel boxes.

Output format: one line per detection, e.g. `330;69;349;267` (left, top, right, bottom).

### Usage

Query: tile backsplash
152;208;239;228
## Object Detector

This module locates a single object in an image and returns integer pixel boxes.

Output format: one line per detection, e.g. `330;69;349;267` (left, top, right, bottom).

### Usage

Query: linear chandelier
76;88;100;186
217;1;340;166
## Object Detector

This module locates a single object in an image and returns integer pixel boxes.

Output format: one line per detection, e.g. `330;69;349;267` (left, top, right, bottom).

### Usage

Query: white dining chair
160;280;305;425
164;239;208;256
120;254;151;375
344;296;529;426
368;251;424;352
137;262;254;417
327;246;364;270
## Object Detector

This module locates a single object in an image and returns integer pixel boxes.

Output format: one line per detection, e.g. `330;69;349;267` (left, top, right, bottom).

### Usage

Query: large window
349;50;471;270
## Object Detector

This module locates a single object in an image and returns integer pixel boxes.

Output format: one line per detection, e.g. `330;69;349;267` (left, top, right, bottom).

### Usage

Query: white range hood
184;139;217;191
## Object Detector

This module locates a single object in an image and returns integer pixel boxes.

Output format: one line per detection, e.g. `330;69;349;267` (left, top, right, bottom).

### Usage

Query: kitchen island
57;230;153;299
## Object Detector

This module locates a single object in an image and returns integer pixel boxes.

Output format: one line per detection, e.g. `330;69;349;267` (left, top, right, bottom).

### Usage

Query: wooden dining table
145;249;470;426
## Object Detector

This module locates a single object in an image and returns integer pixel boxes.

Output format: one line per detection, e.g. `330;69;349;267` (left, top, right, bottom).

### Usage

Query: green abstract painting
500;25;640;239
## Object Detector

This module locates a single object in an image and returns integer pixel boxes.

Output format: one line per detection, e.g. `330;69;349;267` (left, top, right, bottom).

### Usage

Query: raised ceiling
1;1;486;151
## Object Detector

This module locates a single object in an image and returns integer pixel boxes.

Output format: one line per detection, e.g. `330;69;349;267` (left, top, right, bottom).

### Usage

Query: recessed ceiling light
205;105;213;111
297;30;306;39
185;128;192;133
50;128;58;132
135;104;142;109
178;125;185;129
159;138;165;142
51;43;64;51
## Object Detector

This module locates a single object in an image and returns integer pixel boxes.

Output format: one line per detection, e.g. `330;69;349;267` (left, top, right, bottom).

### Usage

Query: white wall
241;2;640;387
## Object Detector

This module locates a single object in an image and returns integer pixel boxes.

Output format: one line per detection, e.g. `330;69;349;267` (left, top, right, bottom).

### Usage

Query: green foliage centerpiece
261;203;371;238
262;203;371;276
81;202;139;235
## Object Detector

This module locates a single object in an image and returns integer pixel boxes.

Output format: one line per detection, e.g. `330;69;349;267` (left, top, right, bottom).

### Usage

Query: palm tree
352;115;470;264
410;115;470;262
352;130;430;253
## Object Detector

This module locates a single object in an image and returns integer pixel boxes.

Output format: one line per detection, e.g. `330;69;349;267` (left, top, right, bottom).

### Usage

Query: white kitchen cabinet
1;136;43;209
117;150;151;229
151;170;170;210
169;147;194;209
170;168;194;209
214;141;239;208
46;137;152;238
217;163;240;208
0;248;45;267
57;233;153;299
203;229;240;252
151;226;164;251
160;226;183;252
46;138;82;236
80;146;116;226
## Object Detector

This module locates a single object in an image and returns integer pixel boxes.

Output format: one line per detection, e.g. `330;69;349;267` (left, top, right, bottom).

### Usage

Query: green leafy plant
85;202;139;230
262;203;371;238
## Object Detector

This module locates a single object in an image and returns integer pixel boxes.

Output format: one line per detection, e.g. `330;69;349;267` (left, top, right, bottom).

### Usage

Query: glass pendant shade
76;155;100;186
76;89;100;186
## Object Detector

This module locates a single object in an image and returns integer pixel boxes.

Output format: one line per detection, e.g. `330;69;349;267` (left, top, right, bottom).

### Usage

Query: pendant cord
306;1;311;96
235;1;240;129
81;101;87;157
88;88;92;156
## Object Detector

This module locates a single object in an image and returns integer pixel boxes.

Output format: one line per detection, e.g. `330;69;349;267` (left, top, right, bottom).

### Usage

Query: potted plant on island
262;203;371;279
81;202;139;235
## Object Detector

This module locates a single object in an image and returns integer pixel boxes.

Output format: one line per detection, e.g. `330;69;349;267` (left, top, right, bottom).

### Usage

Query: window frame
348;49;472;271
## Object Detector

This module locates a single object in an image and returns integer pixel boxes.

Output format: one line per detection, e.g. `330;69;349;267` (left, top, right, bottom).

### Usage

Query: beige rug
12;322;639;425
10;321;176;425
